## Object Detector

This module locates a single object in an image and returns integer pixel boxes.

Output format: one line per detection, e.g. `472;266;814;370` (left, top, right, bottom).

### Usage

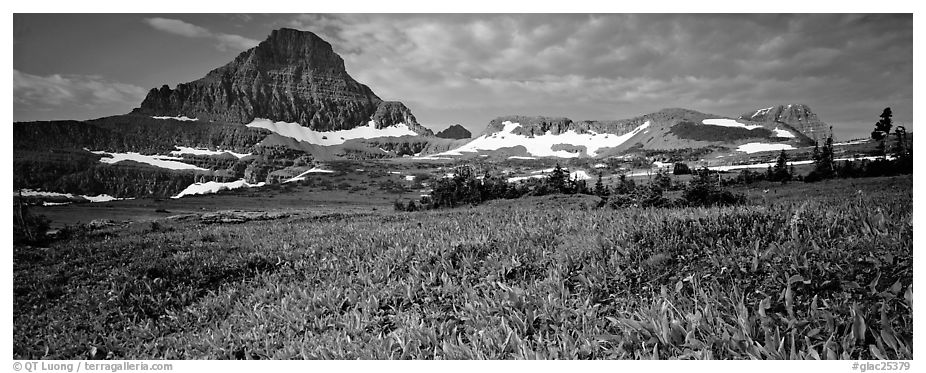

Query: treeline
735;114;913;185
40;164;200;199
14;114;267;154
644;146;726;163
396;164;744;211
725;109;912;186
802;106;913;182
13;150;103;190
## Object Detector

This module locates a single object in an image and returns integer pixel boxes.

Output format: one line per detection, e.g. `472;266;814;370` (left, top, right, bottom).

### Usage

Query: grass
13;176;912;359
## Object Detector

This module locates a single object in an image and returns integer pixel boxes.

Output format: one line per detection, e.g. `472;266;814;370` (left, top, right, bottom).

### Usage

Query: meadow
13;176;912;359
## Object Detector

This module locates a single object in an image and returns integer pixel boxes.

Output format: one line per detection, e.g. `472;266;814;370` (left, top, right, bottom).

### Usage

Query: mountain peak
739;104;831;141
253;28;341;69
131;28;431;135
435;124;472;139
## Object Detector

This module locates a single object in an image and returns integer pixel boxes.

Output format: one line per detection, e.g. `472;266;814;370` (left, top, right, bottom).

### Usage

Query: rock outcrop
739;104;832;142
435;124;472;139
371;101;430;134
132;28;431;135
480;115;643;137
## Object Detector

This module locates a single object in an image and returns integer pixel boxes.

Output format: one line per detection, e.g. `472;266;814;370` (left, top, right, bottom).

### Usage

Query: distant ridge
433;107;819;158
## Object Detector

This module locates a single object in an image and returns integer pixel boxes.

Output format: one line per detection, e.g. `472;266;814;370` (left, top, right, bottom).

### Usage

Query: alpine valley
14;28;870;206
12;17;913;361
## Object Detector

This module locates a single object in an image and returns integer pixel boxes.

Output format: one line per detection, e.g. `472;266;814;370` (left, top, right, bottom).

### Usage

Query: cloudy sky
13;13;912;139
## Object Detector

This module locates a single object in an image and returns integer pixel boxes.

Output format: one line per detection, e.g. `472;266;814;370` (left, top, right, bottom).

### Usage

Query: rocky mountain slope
435;124;472;139
739;104;831;142
433;107;819;159
132;28;432;136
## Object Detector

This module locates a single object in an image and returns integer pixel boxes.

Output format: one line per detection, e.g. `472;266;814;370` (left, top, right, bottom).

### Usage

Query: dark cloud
283;14;912;139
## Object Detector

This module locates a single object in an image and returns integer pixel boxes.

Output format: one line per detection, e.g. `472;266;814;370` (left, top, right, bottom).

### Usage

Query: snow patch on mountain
736;142;796;154
172;179;265;199
152;115;198;121
283;167;336;183
507;169;592;183
246;118;418;146
772;127;796;138
750;107;775;118
89;150;206;171
437;120;650;158
702;118;763;130
18;189;76;199
16;189;132;203
83;194;129;203
570;170;592;180
170;146;251;159
709;155;893;172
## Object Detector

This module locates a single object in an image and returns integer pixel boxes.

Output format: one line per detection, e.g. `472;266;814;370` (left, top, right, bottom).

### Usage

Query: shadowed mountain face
739;104;831;142
435;124;472;139
132;28;432;136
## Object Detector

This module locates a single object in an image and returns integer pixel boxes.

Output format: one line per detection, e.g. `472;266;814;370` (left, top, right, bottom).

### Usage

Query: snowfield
246;118;418;146
18;189;76;199
170;146;251;159
709;159;814;172
436;120;651;158
701;118;764;130
89;150;206;171
507;169;592;183
652;161;674;169
508;156;537;160
152;115;198;121
82;194;129;203
171;179;265;199
736;142;796;154
708;155;893;172
772;127;796;138
570;170;592;180
16;189;131;203
283;167;336;183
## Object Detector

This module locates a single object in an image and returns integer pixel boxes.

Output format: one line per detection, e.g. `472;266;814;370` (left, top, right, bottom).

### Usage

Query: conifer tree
812;135;835;179
772;150;791;183
893;125;910;158
594;172;609;197
872;107;893;156
548;163;567;193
